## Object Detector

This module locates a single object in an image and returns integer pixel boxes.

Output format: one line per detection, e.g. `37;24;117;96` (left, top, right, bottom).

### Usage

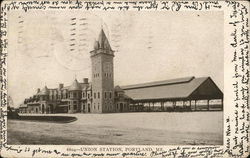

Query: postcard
0;0;249;157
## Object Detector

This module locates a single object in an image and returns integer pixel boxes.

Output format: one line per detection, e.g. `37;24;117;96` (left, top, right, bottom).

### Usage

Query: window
73;92;76;98
74;104;77;110
98;92;100;99
88;93;90;99
82;92;85;98
73;101;77;104
105;92;107;99
119;93;123;97
110;92;112;99
98;103;100;110
94;92;96;99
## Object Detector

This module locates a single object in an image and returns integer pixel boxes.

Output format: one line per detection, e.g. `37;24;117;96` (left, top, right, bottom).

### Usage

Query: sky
7;10;224;107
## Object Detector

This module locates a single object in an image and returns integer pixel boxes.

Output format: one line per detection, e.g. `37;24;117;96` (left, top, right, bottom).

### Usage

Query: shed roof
121;77;223;101
122;76;195;90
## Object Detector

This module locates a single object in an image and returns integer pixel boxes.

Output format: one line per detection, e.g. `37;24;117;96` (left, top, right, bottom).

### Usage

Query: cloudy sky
7;10;224;107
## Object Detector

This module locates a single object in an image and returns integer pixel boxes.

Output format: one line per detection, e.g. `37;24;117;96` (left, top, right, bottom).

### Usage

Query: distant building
19;29;223;114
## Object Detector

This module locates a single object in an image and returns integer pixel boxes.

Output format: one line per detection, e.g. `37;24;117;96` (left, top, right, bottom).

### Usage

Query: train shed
121;76;223;112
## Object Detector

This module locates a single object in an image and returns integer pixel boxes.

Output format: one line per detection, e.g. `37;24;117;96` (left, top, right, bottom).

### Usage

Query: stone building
20;29;129;114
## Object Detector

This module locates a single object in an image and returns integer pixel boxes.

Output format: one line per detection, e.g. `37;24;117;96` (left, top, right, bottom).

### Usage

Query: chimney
83;78;88;84
59;83;64;89
37;88;40;93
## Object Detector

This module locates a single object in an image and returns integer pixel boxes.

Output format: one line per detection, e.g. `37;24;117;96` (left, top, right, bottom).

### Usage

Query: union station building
19;29;223;114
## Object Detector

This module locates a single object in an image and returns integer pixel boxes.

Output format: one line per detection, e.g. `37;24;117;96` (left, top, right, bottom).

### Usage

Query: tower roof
68;79;82;91
38;86;49;95
94;29;112;51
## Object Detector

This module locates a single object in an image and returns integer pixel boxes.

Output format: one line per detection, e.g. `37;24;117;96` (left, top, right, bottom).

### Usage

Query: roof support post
194;100;197;111
172;101;176;111
221;99;223;111
148;102;150;112
207;99;210;111
152;102;155;112
161;102;164;111
189;100;191;111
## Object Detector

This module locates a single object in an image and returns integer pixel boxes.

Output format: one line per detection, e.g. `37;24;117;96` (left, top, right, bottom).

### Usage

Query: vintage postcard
0;0;249;158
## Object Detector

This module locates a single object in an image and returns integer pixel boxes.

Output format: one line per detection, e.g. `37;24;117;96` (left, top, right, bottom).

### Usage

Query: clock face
93;60;100;71
104;62;112;72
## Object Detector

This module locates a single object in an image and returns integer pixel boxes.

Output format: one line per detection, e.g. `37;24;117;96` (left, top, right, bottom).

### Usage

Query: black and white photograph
6;10;224;146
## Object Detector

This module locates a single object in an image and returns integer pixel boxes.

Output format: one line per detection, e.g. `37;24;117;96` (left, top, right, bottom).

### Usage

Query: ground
7;112;223;145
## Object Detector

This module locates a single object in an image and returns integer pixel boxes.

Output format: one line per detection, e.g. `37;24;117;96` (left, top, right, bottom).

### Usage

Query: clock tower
90;29;115;113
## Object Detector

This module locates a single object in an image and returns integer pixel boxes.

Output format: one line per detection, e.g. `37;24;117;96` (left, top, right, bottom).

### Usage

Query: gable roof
121;77;223;101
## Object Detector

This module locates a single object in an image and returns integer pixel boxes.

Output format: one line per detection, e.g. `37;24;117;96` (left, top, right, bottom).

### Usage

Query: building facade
19;29;130;114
